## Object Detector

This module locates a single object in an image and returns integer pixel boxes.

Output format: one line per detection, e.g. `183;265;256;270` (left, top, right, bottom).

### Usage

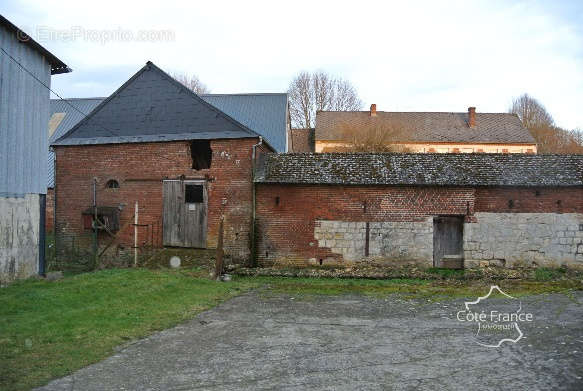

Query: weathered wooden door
163;180;207;248
433;216;463;267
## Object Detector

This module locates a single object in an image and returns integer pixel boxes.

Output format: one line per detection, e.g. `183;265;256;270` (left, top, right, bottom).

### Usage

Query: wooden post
134;201;138;267
214;216;224;280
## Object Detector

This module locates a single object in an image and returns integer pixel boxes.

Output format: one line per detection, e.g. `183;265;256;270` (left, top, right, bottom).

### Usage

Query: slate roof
47;98;105;187
255;153;583;187
289;128;315;152
52;62;274;148
315;111;536;144
200;94;288;152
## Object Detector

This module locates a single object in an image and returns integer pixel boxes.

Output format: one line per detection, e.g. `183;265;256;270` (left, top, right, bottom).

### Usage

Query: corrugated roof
200;94;288;152
52;62;266;148
256;153;583;187
47;98;104;187
316;111;536;144
0;14;71;74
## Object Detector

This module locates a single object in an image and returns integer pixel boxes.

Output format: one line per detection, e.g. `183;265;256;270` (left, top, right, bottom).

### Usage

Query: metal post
92;178;98;270
134;201;138;266
214;216;224;280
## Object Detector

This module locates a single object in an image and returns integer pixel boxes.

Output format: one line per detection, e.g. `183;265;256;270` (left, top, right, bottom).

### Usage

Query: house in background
289;128;315;152
315;105;537;153
0;14;70;283
51;61;281;264
46;93;289;231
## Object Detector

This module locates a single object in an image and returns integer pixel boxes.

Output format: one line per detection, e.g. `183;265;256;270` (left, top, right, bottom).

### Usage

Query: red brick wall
54;138;267;262
475;187;583;213
255;185;475;265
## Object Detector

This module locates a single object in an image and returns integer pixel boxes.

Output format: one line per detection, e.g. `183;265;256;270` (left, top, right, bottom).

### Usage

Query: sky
2;0;582;130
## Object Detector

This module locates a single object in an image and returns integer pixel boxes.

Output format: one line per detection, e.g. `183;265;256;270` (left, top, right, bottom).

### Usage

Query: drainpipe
39;194;46;277
250;136;263;267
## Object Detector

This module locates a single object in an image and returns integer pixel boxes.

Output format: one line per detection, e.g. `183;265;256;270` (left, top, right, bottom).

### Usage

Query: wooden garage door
433;216;463;267
163;180;207;248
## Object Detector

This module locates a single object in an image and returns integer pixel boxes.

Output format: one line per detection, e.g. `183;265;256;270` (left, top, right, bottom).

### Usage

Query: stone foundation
314;218;433;265
0;194;40;283
464;212;583;267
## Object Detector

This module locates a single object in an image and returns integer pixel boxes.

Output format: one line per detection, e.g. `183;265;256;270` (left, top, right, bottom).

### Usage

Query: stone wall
0;194;40;283
314;219;433;264
464;212;583;267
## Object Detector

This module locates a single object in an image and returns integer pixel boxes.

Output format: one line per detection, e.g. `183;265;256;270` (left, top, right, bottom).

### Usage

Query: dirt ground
38;290;583;390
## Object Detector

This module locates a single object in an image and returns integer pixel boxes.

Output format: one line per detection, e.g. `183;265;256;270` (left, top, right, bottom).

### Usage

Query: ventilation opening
275;196;280;206
319;259;323;266
190;140;212;170
508;199;514;208
185;184;204;203
105;179;119;189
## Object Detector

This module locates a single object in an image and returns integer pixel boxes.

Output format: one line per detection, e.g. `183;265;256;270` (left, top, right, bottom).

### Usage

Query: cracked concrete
37;291;583;390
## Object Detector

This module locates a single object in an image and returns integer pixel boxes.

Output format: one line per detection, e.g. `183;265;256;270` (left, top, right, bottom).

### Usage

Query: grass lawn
1;267;581;390
0;268;257;391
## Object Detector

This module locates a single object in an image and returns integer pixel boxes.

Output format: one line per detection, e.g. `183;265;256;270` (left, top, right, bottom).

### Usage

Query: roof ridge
317;111;515;115
200;93;287;97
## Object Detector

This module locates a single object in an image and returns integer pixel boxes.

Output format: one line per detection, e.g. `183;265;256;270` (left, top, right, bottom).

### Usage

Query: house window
428;148;436;153
476;149;484;153
105;179;119;189
452;148;460;153
502;148;509;153
185;184;204;203
527;149;534;154
190;140;212;170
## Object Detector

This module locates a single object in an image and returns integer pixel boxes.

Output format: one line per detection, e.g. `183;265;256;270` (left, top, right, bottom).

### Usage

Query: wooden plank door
163;180;207;248
433;216;463;267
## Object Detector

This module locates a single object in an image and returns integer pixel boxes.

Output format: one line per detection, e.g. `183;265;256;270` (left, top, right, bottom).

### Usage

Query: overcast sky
3;0;582;129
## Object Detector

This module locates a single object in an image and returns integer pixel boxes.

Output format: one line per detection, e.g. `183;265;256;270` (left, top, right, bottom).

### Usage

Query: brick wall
475;187;583;213
255;184;583;267
255;185;474;266
54;138;267;263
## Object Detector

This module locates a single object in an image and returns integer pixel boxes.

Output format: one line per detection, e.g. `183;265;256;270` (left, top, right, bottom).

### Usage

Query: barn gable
52;62;262;146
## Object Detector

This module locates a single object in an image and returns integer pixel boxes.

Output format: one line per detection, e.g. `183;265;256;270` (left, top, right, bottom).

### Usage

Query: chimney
370;104;377;117
468;107;476;128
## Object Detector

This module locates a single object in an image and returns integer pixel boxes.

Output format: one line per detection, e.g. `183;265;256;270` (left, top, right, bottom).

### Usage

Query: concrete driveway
38;290;583;390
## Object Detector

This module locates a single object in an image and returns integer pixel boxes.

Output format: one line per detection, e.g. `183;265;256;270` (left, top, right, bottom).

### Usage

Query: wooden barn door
433;216;463;267
163;180;207;248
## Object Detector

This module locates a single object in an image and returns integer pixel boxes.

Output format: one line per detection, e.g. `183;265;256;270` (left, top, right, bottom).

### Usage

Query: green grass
0;269;258;391
1;268;581;390
534;267;567;281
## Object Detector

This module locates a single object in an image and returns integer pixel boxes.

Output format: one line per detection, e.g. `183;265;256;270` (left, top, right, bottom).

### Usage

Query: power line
0;47;197;167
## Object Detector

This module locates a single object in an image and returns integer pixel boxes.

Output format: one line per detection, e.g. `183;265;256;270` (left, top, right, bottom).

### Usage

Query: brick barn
51;62;282;263
254;153;583;268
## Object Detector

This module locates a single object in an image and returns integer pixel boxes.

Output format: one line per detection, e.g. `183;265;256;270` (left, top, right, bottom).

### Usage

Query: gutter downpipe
250;136;263;268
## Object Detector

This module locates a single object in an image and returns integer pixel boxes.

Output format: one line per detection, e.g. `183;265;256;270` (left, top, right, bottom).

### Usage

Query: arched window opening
106;179;119;189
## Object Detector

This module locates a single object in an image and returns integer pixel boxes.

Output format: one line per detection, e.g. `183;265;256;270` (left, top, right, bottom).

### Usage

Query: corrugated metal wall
0;24;51;196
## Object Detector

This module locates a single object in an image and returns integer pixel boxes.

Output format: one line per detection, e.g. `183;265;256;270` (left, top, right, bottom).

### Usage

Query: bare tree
509;93;554;129
322;120;412;153
288;71;362;128
173;72;210;95
509;94;583;154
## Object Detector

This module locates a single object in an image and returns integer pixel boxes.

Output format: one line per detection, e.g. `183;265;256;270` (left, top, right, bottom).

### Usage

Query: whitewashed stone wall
0;194;40;284
464;213;583;267
314;218;433;264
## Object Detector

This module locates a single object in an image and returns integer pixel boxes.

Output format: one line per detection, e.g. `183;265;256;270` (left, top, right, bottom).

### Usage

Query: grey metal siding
0;24;51;196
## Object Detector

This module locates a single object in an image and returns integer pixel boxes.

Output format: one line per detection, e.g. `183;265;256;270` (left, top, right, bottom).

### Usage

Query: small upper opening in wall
106;179;119;189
